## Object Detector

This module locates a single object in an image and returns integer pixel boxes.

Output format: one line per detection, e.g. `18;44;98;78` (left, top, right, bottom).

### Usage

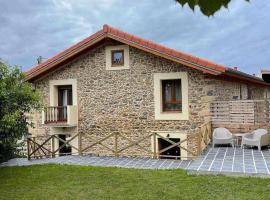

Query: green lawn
0;165;269;200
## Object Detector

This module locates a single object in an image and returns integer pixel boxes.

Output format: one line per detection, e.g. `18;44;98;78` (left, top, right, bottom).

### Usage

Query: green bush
0;60;41;162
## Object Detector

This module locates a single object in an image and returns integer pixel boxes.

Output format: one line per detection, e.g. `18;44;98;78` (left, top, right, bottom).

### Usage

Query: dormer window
106;45;130;70
111;50;124;66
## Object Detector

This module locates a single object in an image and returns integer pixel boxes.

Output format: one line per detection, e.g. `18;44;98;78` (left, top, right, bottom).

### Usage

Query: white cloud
52;0;73;11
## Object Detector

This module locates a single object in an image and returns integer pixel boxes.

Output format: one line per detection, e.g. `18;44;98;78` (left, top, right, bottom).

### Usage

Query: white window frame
49;79;77;106
151;131;188;160
105;45;130;70
154;72;189;120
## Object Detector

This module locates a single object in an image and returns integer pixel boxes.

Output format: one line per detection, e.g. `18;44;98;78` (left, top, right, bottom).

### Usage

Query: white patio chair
241;129;269;151
212;128;234;148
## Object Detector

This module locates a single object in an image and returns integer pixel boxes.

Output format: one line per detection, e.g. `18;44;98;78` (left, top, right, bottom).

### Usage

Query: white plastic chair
212;128;234;148
241;129;269;151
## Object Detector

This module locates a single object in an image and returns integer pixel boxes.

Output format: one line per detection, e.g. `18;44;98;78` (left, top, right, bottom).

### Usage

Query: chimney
233;66;238;70
261;69;270;83
37;56;47;64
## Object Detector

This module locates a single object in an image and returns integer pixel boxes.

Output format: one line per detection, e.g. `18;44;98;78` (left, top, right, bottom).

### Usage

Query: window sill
162;111;183;113
106;66;130;70
111;65;125;67
155;112;189;121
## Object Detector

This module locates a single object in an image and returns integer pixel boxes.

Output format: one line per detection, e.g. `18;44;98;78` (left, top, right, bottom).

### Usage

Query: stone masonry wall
30;42;268;159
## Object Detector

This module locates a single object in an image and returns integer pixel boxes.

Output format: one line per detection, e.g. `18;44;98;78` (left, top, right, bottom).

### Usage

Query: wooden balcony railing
42;105;78;126
44;106;68;124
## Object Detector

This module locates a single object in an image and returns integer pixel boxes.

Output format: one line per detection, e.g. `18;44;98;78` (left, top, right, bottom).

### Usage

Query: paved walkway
187;147;270;177
2;147;270;177
0;155;192;170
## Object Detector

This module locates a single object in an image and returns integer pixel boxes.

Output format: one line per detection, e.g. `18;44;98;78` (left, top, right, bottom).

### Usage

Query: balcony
42;106;78;127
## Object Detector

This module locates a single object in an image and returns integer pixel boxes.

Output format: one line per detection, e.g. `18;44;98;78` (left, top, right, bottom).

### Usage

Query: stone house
25;25;270;160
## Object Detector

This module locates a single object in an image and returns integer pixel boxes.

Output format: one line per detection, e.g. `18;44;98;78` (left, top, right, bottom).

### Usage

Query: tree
0;60;41;162
176;0;250;16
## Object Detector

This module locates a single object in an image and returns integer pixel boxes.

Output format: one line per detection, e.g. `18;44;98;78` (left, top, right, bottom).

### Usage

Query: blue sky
0;0;269;75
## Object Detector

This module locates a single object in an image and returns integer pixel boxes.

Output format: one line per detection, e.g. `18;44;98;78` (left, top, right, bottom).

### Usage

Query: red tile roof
25;24;270;87
103;25;226;74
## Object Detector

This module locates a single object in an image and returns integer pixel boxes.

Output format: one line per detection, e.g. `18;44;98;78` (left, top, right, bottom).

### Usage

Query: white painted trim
151;131;188;160
232;147;236;172
49;79;77;106
261;151;270;174
153;72;189;120
105;45;130;70
67;105;78;126
50;127;78;156
220;147;228;172
243;148;245;173
198;148;212;171
208;147;220;171
251;149;257;173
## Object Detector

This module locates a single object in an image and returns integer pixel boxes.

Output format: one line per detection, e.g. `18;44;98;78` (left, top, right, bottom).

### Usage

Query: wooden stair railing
196;121;212;155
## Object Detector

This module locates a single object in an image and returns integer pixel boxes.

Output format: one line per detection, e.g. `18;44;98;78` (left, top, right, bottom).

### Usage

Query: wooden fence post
209;122;212;141
197;132;202;156
33;137;36;159
78;132;82;156
27;138;30;160
52;135;55;158
153;133;157;159
114;132;118;157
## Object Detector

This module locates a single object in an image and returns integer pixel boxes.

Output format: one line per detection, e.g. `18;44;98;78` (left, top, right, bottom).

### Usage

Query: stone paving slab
187;147;270;177
2;147;270;177
0;155;192;170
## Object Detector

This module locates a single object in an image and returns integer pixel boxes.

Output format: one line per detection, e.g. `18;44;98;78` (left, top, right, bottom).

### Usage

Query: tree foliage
176;0;250;16
0;60;41;162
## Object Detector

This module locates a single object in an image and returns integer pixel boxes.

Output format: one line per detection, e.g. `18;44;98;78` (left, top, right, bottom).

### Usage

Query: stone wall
29;42;269;159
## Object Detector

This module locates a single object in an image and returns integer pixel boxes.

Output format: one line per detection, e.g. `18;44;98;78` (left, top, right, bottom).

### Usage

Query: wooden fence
27;121;212;160
196;121;212;155
27;134;79;159
210;100;270;124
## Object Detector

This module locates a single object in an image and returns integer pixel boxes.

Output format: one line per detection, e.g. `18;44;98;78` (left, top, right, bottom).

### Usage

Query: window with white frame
105;45;130;70
154;72;189;120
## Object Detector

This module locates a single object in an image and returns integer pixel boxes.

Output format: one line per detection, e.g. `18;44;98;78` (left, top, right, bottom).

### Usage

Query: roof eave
25;31;107;82
224;68;270;87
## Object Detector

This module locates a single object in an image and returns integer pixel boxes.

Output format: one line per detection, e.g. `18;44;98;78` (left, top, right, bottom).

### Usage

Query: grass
0;165;270;200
